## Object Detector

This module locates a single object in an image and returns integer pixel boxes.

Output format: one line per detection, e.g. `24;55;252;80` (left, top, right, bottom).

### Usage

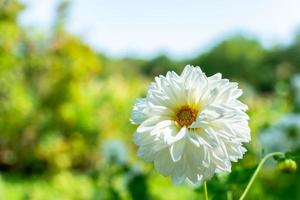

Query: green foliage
0;0;104;172
141;55;176;76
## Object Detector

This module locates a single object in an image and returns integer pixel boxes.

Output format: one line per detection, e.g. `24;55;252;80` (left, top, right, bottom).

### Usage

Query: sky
19;0;300;58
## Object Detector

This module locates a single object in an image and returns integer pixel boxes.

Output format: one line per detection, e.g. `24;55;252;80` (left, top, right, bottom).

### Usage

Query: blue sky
20;0;300;58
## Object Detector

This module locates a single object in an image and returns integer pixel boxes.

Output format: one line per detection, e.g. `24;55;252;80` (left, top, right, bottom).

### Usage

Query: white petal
130;98;147;124
170;138;186;162
171;159;186;184
154;149;174;176
172;175;186;185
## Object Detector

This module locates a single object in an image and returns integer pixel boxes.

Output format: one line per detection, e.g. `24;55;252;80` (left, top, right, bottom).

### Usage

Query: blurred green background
1;0;300;199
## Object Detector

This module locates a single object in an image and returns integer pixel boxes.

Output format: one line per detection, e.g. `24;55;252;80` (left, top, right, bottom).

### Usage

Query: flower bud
277;159;297;173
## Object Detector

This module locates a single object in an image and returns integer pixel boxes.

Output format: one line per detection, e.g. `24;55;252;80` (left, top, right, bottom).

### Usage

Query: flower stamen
175;105;198;127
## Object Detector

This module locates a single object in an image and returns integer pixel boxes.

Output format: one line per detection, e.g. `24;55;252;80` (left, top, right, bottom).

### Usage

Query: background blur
1;0;300;199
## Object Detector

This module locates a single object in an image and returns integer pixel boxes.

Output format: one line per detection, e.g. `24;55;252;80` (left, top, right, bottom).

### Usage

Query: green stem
239;152;284;200
204;181;209;200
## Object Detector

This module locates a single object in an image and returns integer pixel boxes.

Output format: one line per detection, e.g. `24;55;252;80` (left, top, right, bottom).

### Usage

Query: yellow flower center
175;105;198;127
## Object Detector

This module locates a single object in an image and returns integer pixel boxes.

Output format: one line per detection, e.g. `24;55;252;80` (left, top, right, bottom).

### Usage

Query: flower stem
204;181;209;200
239;152;284;200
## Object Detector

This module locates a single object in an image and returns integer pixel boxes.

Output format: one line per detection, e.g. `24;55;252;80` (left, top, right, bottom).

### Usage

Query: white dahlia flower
131;65;250;184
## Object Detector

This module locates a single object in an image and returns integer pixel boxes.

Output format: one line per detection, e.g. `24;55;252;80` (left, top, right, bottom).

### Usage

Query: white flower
131;65;250;184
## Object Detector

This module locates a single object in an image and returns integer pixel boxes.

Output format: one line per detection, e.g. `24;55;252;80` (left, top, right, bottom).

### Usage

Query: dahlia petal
154;149;174;176
166;126;187;145
137;114;172;131
208;73;222;82
172;175;186;185
186;165;203;184
130;98;147;124
137;146;157;162
171;159;186;184
170;138;186;162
